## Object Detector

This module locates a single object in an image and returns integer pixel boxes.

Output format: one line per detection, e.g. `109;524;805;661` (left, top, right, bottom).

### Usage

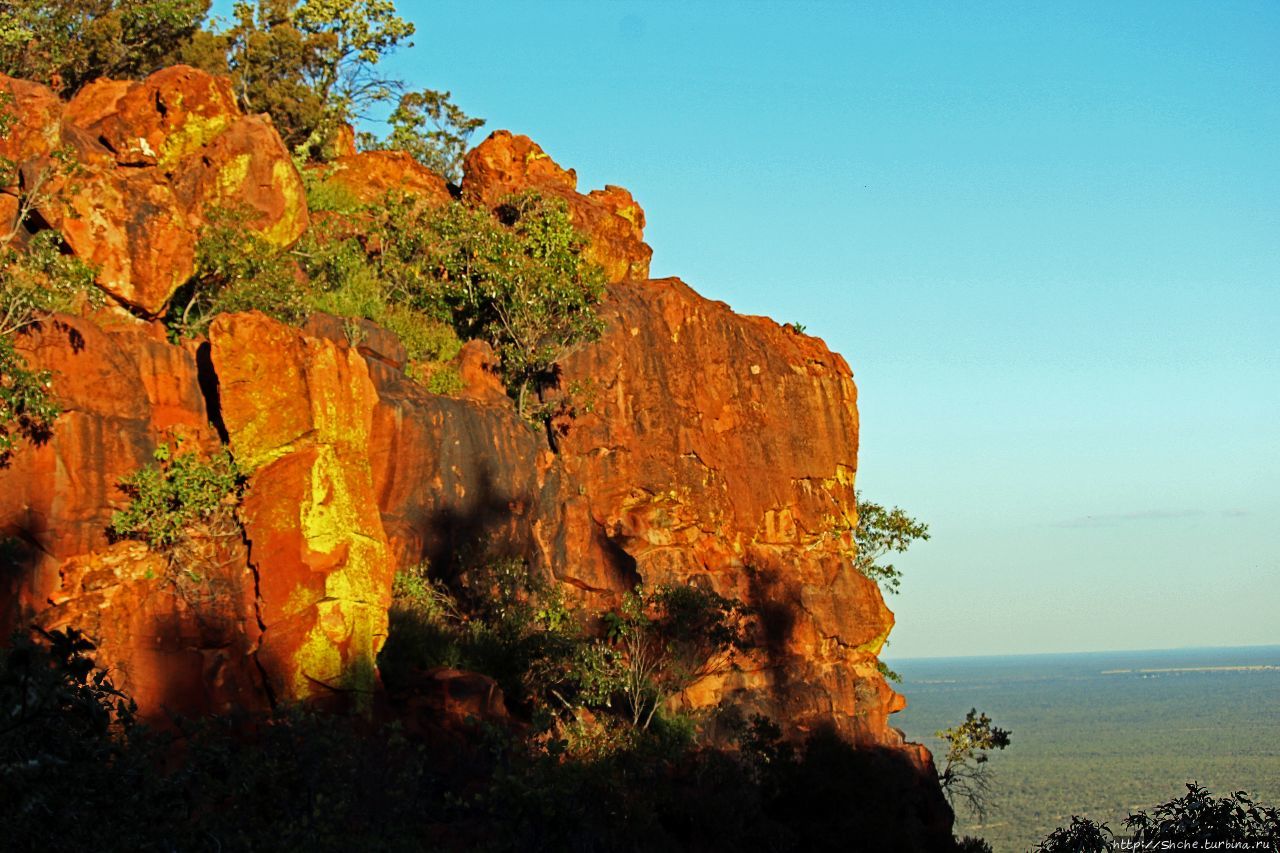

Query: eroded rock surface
1;66;307;315
550;278;900;741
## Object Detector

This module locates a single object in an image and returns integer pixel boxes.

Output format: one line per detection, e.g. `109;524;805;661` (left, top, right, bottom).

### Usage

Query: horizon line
884;641;1280;663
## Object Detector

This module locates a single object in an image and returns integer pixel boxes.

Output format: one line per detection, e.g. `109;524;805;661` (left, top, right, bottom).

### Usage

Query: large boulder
319;150;452;209
51;167;198;312
6;66;308;316
69;66;240;169
171;114;309;248
462;131;652;283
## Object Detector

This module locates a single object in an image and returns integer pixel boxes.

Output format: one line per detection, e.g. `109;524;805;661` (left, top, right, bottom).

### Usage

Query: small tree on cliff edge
853;491;930;594
937;708;1012;823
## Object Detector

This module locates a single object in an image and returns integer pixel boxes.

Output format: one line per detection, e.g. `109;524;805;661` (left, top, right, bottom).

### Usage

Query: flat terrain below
889;645;1280;852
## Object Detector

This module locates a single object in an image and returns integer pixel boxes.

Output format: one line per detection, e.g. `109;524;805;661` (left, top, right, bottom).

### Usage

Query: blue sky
216;1;1279;657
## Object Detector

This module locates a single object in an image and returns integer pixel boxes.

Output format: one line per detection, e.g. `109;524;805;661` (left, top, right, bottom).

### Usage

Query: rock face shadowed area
1;65;948;843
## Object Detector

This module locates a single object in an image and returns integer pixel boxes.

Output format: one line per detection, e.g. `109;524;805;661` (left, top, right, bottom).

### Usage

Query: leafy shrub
0;626;976;852
109;440;243;598
1035;816;1114;853
301;168;363;214
169;209;308;337
876;659;903;683
0;628;139;847
604;583;751;729
380;558;619;726
305;188;604;412
110;441;242;549
0;230;101;464
0;335;59;464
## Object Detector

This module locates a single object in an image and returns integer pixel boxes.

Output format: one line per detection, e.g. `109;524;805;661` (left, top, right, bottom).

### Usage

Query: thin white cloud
1054;509;1205;528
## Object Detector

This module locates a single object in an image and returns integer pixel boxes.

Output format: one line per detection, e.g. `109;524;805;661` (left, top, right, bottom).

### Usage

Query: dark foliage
1036;784;1280;852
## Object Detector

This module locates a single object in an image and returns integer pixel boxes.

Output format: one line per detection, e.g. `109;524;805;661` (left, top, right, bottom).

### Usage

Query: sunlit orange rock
550;278;901;742
73;66;239;168
171;113;309;248
321;150;452;208
209;312;395;710
51;167;199;312
453;339;508;405
462;130;652;282
6;66;307;316
0;75;65;168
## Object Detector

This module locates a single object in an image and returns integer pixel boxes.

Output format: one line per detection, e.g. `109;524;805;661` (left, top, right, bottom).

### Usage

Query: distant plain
888;645;1280;852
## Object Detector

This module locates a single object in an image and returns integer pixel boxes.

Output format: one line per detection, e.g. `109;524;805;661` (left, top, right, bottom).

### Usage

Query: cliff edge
1;65;949;844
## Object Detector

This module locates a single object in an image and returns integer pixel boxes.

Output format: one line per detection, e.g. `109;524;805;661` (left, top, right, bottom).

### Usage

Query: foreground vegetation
0;617;946;853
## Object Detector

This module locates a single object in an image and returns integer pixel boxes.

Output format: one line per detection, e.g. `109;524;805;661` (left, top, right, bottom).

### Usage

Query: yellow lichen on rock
211;312;394;710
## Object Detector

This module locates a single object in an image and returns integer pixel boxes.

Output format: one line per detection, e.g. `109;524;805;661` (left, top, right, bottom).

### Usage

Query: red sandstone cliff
2;67;926;771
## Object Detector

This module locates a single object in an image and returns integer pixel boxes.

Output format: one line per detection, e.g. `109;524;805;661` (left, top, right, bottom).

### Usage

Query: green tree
0;0;212;96
854;491;930;594
423;192;606;414
364;88;485;183
223;0;326;153
603;584;750;729
1036;784;1280;852
226;0;413;160
936;708;1012;823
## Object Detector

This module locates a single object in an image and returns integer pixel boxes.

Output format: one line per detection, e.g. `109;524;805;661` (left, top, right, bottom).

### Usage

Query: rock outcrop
2;66;923;788
552;277;898;739
1;66;307;316
209;313;394;708
463;130;652;283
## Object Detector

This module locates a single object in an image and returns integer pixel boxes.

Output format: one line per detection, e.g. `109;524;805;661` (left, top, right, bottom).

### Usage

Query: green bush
0;231;101;465
401;191;606;413
110;441;242;549
380;558;619;726
604;583;751;729
360;87;484;183
0;336;59;465
169;209;309;337
1036;785;1280;851
0;618;973;852
303;188;604;411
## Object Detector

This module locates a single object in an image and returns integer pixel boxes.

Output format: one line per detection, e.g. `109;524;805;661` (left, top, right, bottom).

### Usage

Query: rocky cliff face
3;68;920;760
